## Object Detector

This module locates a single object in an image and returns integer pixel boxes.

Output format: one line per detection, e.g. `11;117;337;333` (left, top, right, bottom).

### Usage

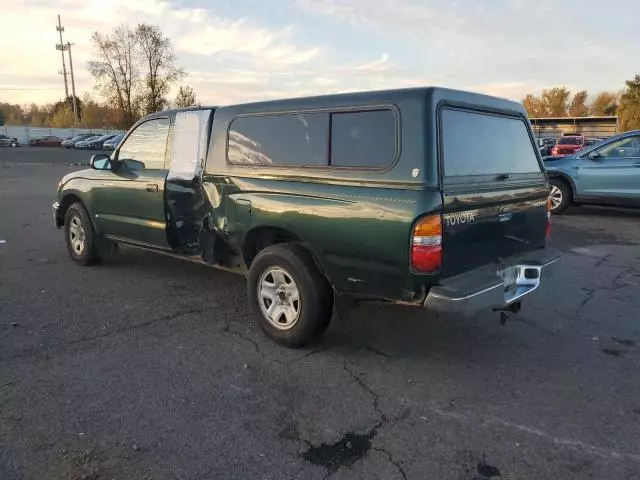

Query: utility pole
67;42;79;126
55;15;69;99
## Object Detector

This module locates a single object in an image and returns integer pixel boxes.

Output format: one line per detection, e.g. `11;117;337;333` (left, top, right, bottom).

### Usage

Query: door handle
146;184;159;193
633;162;640;168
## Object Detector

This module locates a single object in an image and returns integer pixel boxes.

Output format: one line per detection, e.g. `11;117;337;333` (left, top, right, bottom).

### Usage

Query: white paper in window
168;110;210;181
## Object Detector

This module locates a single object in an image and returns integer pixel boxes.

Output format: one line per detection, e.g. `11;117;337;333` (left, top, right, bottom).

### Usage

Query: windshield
558;137;582;145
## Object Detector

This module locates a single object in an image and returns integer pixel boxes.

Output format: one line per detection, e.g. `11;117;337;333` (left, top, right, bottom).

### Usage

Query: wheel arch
241;226;329;281
58;191;97;230
547;171;577;199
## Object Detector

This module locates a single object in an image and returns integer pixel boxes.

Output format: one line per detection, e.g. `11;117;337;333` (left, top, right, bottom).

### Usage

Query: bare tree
175;85;198;108
88;25;140;128
136;24;185;115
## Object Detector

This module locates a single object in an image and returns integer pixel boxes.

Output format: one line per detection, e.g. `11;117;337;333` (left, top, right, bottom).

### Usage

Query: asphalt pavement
1;147;639;480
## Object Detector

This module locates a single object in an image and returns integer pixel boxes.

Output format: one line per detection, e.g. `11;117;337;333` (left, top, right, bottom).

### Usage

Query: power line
53;14;79;126
0;88;61;91
67;42;79;125
55;14;69;99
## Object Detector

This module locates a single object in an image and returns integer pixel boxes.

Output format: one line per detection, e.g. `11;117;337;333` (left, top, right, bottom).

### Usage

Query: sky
1;0;638;107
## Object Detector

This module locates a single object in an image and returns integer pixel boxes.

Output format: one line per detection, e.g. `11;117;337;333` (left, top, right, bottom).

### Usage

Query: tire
64;203;100;266
549;178;571;214
248;243;333;348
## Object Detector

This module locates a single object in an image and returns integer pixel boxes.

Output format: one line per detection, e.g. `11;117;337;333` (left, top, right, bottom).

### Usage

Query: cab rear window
441;109;542;177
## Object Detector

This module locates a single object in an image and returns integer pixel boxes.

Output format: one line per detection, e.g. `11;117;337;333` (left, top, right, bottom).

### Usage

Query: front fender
57;180;99;231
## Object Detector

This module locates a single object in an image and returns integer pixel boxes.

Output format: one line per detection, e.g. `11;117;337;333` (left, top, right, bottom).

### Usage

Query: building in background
529;116;618;139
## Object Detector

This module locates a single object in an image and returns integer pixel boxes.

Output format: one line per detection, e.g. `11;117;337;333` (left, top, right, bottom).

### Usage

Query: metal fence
0;126;126;145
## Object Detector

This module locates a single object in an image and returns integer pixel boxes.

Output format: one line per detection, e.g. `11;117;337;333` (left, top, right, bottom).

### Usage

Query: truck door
93;117;172;248
164;109;214;252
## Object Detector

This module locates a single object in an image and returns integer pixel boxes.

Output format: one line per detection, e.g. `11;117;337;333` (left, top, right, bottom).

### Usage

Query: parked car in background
29;136;63;147
74;136;102;149
83;134;117;150
102;134;123;150
538;137;556;157
53;88;558;347
551;135;586;156
62;134;94;148
0;134;19;147
545;130;640;214
584;138;604;148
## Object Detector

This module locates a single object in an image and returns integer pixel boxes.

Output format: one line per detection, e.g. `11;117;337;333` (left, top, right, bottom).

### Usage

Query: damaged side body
163;109;245;274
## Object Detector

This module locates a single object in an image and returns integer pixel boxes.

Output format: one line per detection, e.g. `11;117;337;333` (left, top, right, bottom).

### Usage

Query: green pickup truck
53;87;559;347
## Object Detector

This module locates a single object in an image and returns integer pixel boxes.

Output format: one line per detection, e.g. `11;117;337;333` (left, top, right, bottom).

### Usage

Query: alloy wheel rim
549;185;563;210
258;267;301;330
68;216;86;255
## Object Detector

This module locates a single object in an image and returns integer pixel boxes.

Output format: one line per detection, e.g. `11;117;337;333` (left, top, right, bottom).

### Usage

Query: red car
551;135;586;156
29;135;63;147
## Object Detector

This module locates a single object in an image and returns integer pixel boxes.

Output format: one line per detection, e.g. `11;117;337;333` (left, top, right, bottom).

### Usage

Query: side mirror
90;153;111;170
587;151;601;160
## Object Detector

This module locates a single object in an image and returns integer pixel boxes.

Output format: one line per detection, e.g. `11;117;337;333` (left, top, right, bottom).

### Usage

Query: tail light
545;197;552;239
411;214;442;272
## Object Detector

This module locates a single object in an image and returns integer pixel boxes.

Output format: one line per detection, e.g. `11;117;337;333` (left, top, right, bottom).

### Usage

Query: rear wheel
549;178;571;214
248;244;332;348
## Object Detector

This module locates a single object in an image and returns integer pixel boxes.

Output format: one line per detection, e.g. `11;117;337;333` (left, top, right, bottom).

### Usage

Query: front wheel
64;203;100;266
549;178;571;214
247;244;333;348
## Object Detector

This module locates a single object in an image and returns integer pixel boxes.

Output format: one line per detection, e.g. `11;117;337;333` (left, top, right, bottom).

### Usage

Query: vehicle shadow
316;301;530;366
102;247;541;367
564;205;640;219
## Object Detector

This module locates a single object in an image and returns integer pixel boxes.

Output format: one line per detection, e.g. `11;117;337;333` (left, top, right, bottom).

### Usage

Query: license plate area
497;264;542;305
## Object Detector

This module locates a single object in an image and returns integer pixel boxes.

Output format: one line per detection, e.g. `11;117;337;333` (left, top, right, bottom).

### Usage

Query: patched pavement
1;149;639;479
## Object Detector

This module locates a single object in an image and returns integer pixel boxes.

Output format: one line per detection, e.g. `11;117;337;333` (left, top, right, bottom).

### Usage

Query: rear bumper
424;248;560;314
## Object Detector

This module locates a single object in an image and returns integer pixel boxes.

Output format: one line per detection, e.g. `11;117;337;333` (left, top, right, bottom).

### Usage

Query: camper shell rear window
440;108;543;178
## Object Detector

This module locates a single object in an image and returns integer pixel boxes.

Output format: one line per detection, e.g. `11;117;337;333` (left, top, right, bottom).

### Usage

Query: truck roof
218;86;528;118
140;87;527;122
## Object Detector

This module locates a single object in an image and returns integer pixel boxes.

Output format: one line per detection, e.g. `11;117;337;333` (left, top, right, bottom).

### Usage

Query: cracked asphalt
1;148;640;480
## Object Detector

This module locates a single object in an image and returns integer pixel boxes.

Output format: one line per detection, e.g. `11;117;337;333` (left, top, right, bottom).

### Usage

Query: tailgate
438;107;548;278
441;187;548;277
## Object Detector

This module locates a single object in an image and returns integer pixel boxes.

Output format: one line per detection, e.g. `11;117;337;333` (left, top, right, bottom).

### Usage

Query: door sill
105;236;248;276
105;235;173;252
